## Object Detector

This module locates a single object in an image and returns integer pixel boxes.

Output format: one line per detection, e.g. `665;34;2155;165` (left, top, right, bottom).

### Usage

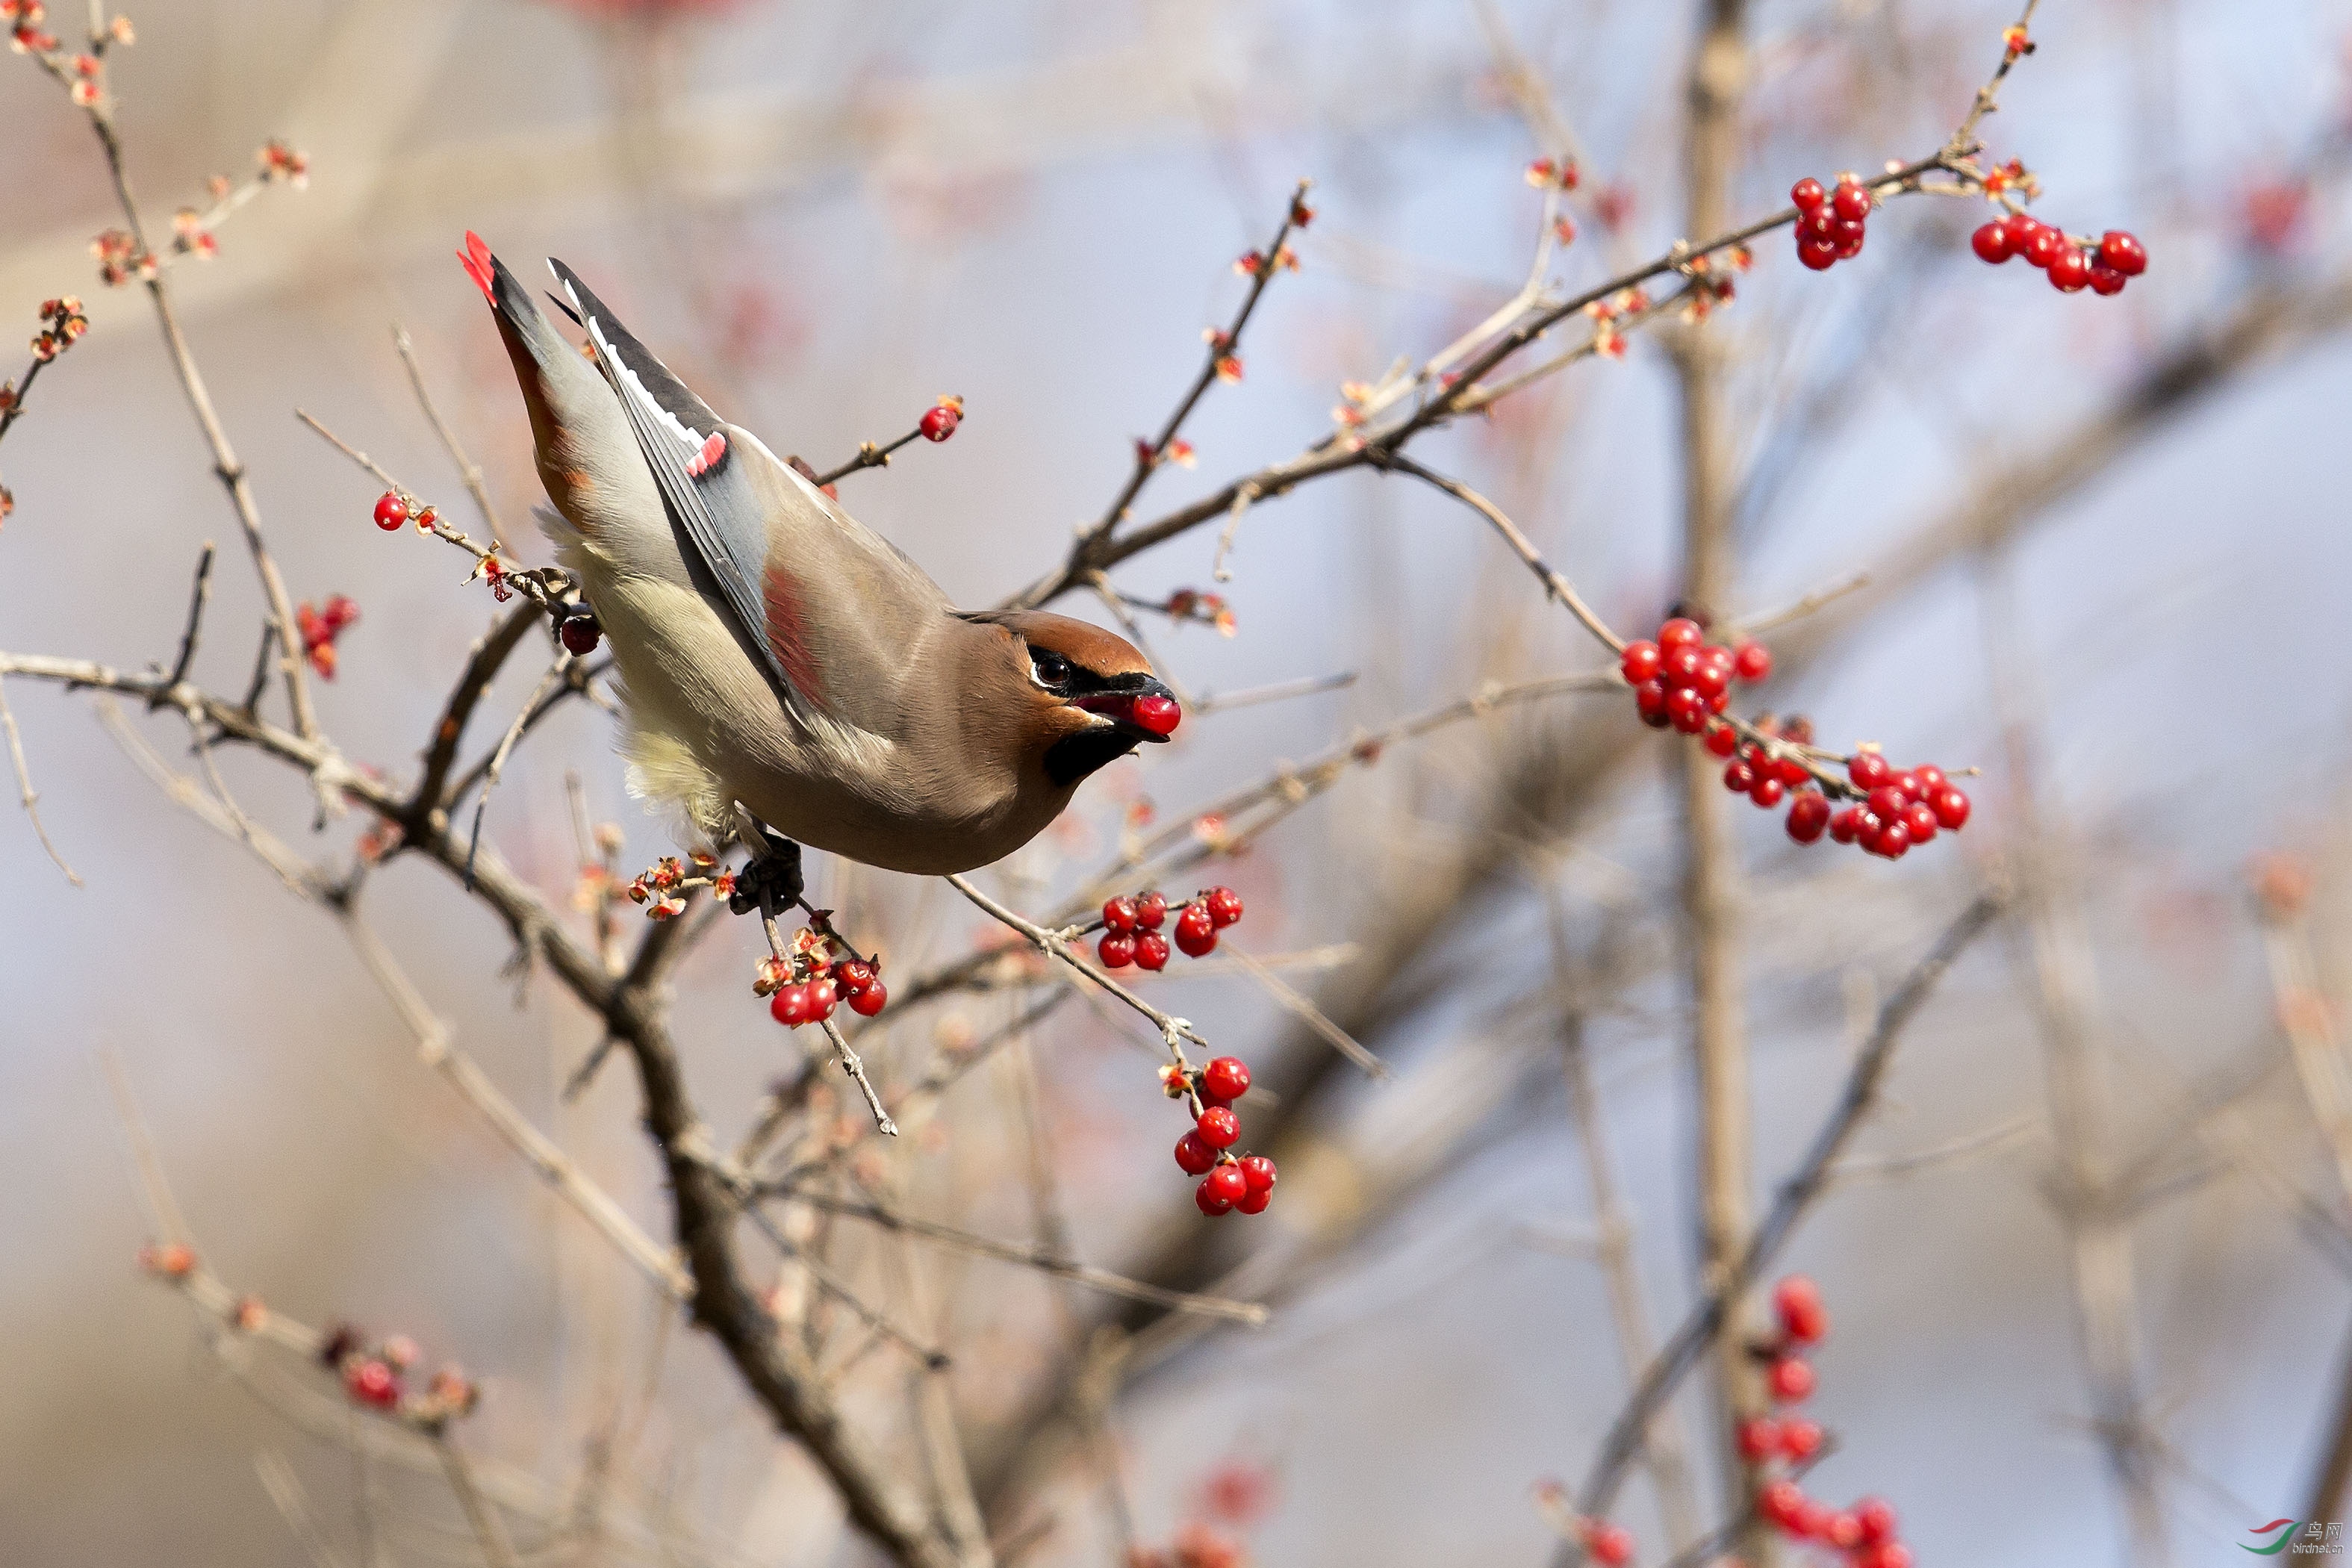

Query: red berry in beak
1132;693;1180;737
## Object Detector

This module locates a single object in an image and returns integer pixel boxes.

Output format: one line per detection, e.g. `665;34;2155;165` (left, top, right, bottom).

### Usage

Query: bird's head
958;610;1180;788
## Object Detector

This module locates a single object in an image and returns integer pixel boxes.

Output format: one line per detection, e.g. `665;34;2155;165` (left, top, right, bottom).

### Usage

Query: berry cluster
1791;175;1875;271
1167;1054;1278;1216
1623;615;1974;862
1095;886;1244;971
762;921;888;1026
1622;615;1773;733
1740;1277;1914;1568
1970;214;2147;296
1826;750;1970;861
318;1322;479;1422
294;594;358;679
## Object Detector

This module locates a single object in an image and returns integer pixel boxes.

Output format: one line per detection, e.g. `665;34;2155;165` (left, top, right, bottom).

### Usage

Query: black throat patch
1042;727;1137;788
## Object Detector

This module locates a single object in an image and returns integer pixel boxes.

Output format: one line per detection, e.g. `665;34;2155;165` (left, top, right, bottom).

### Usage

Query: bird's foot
729;828;805;915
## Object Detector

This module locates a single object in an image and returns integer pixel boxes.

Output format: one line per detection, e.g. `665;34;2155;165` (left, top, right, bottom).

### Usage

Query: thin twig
1221;942;1390;1080
1569;892;2003;1531
0;676;79;885
772;1186;1271;1325
393;323;506;538
158;541;216;700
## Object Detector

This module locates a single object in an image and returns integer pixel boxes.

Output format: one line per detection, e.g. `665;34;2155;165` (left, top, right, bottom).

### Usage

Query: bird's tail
457;231;639;560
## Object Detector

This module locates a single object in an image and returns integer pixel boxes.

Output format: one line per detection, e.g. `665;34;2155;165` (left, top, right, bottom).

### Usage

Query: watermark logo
2244;1519;2346;1556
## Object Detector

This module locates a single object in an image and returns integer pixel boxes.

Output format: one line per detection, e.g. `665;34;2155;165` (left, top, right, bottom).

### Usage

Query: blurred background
4;0;2352;1564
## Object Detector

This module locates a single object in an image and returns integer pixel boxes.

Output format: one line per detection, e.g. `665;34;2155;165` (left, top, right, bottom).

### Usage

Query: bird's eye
1030;650;1072;689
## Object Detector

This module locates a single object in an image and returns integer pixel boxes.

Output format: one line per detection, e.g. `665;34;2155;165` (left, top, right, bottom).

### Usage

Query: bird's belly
589;570;1059;875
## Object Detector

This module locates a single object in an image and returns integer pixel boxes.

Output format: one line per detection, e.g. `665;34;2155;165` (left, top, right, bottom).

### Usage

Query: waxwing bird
456;231;1180;879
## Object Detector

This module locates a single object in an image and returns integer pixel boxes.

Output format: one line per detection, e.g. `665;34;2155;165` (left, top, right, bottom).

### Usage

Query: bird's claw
729;829;805;915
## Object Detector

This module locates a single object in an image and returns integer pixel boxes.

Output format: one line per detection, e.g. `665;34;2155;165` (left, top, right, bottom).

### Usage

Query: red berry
1796;1499;1835;1540
1831;181;1872;222
1204;1057;1251;1101
1707;688;1730;715
1175;1130;1218;1175
1634;679;1670;729
1236;1186;1271;1215
1750;775;1785;809
1620;639;1661;684
1848;751;1892;790
1775;1275;1829;1343
1196;1175;1236;1215
1732;640;1771;682
918;402;960;441
1791;178;1828;212
1832;221;1865;261
1133;892;1167;930
1971;220;2013;263
1871;819;1911;859
2048;246;2092;291
1827;1511;1864;1549
1736;1416;1781;1460
345;1358;400;1408
1666;688;1708;733
1131;693;1181;736
1779;1416;1823;1461
1705;724;1739;758
836;959;874;995
2088;262;2126;296
1797;237;1838;271
1758;1481;1807;1529
1767;1355;1815;1402
1237;1153;1276;1191
1587;1524;1634;1567
770;984;810;1027
2098;229;2147;276
1203;1163;1246;1205
1934;786;1971;830
1861;1547;1914;1568
1661;644;1705;688
2022;224;2065;269
1197;1105;1240;1149
1854;1498;1899;1545
1690;658;1729;701
1102;896;1138;933
1134;932;1169;970
1098;933;1135;968
806;977;838;1021
1723;760;1757;794
1787;790;1830;843
1912;764;1947;794
1658;617;1703;652
1204;886;1244;927
560;613;601;656
847;980;887;1016
373;492;408;530
1867;785;1908;822
2003;212;2041;251
1903;801;1938;844
1173;902;1218;956
1829;807;1861;844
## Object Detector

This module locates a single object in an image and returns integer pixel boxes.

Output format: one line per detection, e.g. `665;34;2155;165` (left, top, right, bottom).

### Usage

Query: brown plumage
463;234;1180;875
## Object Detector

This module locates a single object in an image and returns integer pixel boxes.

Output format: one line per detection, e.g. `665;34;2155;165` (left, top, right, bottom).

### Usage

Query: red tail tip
458;230;495;303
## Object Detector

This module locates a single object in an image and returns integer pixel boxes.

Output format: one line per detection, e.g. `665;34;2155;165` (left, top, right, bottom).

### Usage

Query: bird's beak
1074;679;1181;742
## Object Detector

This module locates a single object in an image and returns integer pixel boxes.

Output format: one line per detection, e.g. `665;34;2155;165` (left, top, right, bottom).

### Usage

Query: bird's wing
547;259;953;740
